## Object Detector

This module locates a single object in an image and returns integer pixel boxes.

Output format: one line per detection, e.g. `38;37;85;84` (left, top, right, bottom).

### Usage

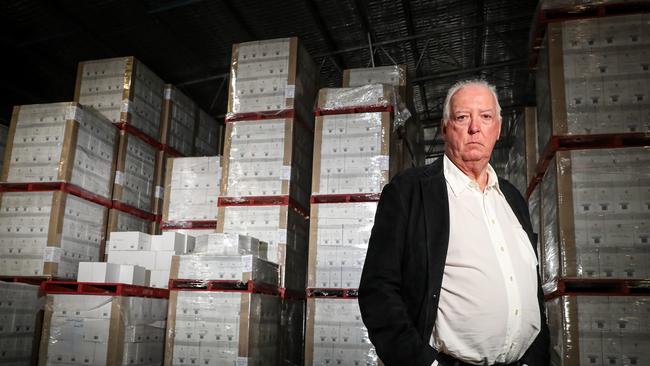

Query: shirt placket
477;185;521;362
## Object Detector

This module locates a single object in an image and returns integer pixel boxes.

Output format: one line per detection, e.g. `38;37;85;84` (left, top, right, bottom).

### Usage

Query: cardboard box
217;204;309;290
112;130;158;213
164;291;279;366
193;108;222;157
305;298;378;366
227;37;318;126
169;253;279;286
0;191;108;279
1;102;118;199
160;85;197;157
312;112;394;195
317;84;393;111
162;156;221;223
221;117;312;209
538;147;650;290
0;282;44;365
39;294;167;365
74;56;165;142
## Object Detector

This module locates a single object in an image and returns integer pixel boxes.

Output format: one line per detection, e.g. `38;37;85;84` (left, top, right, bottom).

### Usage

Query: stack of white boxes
104;231;196;288
168;291;279;366
162;156;221;229
540;147;650;285
75;56;167;234
194;109;221;157
0;124;9;177
307;298;378;366
107;209;153;239
2;103;117;196
308;202;377;289
75;56;165;142
547;296;650;366
306;74;399;366
0;281;43;365
40;294;167;365
533;10;650;365
164;232;280;365
0;191;108;279
161;85;197;157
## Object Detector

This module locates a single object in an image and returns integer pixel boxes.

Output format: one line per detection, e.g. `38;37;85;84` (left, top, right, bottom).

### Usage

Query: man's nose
468;113;481;133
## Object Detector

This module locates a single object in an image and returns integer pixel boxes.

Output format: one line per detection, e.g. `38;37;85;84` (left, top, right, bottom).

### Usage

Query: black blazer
358;158;550;366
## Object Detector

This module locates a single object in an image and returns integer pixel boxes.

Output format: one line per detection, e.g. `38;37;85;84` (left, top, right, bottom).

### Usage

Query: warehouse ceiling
0;0;539;161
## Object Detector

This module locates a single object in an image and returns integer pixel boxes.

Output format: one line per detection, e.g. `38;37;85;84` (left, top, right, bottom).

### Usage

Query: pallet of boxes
530;4;650;365
163;233;280;365
305;66;410;366
217;37;318;366
0;101;118;364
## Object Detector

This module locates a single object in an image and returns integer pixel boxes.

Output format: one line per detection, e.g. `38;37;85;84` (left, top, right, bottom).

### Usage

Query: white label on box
378;155;390;171
164;87;172;100
236;358;248;366
241;255;253;273
280;165;291;180
155;186;164;199
121;100;132;113
115;171;124;185
278;229;287;243
65;106;82;121
284;85;295;98
43;247;63;263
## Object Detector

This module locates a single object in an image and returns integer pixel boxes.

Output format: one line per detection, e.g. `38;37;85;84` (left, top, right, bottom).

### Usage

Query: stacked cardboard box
1;103;118;198
547;296;650;366
75;56;168;235
39;294;168;365
161;85;197;157
164;233;280;365
162;156;221;227
227;37;318;124
74;56;165;142
0;281;43;365
305;298;378;366
534;10;650;365
193;109;221;157
104;231;196;288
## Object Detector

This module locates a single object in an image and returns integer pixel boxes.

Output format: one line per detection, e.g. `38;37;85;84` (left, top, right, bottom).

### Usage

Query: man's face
443;84;501;165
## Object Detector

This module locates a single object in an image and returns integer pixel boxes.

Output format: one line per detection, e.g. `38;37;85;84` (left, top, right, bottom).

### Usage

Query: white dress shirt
430;156;540;365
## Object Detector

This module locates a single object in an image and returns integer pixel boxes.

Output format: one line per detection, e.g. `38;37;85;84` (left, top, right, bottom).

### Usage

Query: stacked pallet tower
526;2;650;365
304;65;406;366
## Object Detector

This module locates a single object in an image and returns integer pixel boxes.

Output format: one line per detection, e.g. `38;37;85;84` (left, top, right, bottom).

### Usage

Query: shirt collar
443;155;501;196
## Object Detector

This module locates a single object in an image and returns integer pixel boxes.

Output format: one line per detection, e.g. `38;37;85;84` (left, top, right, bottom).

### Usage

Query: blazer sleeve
358;182;437;366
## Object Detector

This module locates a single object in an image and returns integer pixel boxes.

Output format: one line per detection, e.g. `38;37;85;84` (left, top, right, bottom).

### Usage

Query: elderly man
359;80;549;366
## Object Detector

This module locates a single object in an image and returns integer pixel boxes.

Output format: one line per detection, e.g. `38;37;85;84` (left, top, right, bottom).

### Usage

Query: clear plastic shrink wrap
536;13;650;157
313;112;391;195
165;291;279;366
163;156;221;224
75;56;165;142
0;281;44;365
308;202;377;289
161;85;197;157
305;298;379;366
221;117;312;209
0;191;108;278
539;147;650;293
2;102;118;199
40;294;167;365
546;295;650;366
227;37;318;125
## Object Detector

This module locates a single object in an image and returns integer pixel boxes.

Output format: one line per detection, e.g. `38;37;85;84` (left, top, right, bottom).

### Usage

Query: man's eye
482;114;492;119
455;115;467;121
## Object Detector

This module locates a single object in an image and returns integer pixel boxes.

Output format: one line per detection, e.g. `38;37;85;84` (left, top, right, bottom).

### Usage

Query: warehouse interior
0;0;649;365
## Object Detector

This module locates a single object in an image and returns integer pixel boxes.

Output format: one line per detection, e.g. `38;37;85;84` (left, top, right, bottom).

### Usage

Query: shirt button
491;219;496;225
500;246;505;252
510;276;513;281
515;309;519;316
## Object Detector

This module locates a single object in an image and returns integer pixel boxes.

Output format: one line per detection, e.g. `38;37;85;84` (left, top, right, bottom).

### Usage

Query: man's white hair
441;79;502;127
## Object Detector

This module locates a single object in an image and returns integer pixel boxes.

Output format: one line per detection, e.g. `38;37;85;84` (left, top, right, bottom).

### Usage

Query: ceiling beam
147;0;206;14
304;0;345;71
222;1;259;40
315;13;530;58
411;58;527;84
352;0;376;41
